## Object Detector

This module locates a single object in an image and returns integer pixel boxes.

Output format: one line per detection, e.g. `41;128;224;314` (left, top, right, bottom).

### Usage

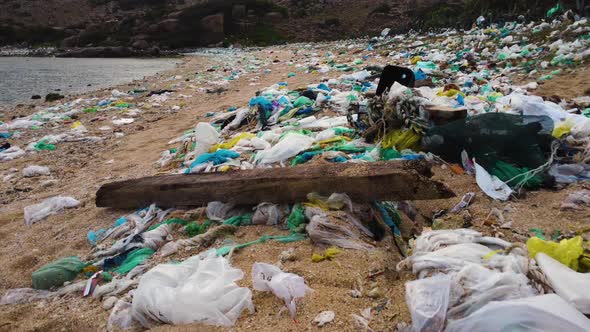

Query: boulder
232;4;247;19
157;19;179;33
201;13;224;34
132;39;149;49
264;12;283;24
45;93;64;102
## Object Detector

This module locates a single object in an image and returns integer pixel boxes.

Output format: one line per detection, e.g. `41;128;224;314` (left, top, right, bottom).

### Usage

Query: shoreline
0;56;189;108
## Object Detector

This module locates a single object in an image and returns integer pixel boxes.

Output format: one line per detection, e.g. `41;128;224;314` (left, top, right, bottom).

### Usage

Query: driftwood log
96;160;454;209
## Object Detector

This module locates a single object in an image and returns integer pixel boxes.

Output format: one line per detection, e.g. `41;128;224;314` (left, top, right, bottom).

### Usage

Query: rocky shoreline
0;45;180;58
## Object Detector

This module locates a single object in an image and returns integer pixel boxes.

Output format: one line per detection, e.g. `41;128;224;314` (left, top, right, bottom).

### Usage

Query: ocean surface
0;57;180;105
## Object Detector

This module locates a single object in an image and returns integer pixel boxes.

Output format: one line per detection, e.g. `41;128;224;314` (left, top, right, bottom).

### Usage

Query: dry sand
0;47;589;332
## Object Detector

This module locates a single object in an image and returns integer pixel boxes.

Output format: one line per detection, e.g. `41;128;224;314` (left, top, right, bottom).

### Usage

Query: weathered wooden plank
96;160;454;209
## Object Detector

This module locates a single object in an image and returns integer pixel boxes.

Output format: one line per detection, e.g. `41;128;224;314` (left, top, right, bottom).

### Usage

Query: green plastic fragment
530;228;546;240
216;233;306;256
293;96;313;108
112;248;155;275
381;148;402;160
223;214;252;226
185;220;213;237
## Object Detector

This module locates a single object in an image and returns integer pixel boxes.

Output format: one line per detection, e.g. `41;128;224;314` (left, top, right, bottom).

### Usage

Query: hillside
0;0;583;49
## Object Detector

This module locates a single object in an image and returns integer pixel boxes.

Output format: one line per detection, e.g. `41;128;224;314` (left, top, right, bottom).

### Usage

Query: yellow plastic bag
316;136;351;147
410;56;422;65
527;236;584;271
552;120;574;138
436;89;464;98
381;129;421;151
210;132;255;152
70;121;83;129
312;247;341;262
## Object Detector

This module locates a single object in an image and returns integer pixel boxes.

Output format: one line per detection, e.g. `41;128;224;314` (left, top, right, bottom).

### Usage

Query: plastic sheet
405;274;451;332
0;288;51;305
108;298;139;331
24;196;80;226
251;262;312;318
132;251;253;327
536;253;590;314
254;133;315;164
445;294;590;332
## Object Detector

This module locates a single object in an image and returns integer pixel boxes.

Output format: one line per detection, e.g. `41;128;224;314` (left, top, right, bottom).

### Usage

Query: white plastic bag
445;294;590;332
132;251;253;327
0;288;51;305
405;274;451;332
0;119;42;131
0;146;25;162
251;262;312;319
24;196;80;226
108;298;138;331
193;122;220;158
252;203;289;225
112;118;135;126
474;161;512;201
536;253;590;314
22;165;50;177
254;133;314;164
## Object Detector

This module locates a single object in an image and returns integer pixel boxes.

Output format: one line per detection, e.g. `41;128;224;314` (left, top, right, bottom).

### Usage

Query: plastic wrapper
24;196;80;226
536;253;590;314
306;215;374;250
405;274;451;332
445;294;590;332
251;262;312;318
132;251;253;327
254;133;315;164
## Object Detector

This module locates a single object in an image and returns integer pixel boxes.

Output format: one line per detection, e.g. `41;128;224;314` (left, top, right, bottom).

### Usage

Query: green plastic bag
34;140;56;151
287;203;307;233
112;248;155;275
32;256;85;290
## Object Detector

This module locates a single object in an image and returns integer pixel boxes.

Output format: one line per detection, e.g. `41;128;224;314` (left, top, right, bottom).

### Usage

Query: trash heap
1;12;590;332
